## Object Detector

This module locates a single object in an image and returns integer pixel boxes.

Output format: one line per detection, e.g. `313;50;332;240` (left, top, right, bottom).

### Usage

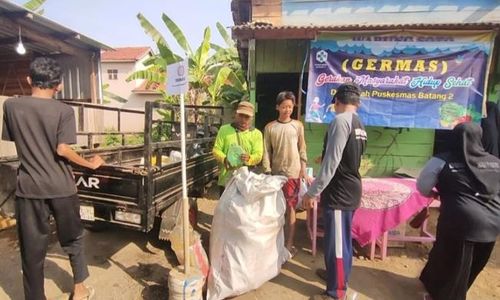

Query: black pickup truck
70;101;222;233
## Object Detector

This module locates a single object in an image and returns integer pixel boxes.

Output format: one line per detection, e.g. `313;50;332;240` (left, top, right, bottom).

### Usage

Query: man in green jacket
212;101;263;195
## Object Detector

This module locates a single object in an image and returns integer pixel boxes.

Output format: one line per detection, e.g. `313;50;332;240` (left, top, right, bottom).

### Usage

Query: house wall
246;0;500;175
252;0;283;25
101;55;153;103
254;39;437;176
102;61;137;100
56;54;98;101
0;52;100;101
100;55;161;133
280;0;500;26
0;56;30;96
0;51;104;154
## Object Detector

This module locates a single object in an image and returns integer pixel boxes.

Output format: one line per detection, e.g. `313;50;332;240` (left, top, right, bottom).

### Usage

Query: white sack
207;167;289;300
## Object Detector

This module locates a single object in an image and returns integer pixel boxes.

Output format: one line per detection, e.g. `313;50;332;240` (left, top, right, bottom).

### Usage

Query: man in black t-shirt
2;57;103;300
303;83;367;300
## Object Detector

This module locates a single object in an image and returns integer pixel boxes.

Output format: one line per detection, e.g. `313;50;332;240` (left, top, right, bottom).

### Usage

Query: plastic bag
297;178;308;209
207;167;289;300
168;216;209;278
226;144;244;167
168;266;204;300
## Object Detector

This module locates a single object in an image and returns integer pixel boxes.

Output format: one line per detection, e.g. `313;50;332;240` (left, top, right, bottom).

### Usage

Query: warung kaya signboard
305;31;495;129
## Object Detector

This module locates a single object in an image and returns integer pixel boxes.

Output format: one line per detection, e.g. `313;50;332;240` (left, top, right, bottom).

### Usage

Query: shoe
310;293;337;300
316;268;327;281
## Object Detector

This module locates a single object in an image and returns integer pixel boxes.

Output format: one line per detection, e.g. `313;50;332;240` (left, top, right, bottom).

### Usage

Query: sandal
49;293;71;300
287;246;298;258
423;293;433;300
71;286;95;300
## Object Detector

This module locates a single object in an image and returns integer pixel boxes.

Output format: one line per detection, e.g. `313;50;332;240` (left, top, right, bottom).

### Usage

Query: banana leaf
226;70;246;92
210;43;224;52
208;66;231;101
23;0;46;11
161;13;192;55
137;13;170;48
103;91;128;103
126;68;165;83
157;44;182;64
216;22;234;48
193;27;211;73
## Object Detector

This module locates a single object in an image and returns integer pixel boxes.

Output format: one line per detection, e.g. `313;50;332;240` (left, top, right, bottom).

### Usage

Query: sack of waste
207;167;290;300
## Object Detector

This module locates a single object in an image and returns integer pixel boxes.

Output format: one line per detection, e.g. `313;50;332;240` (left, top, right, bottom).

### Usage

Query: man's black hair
333;82;361;105
276;91;296;106
29;57;62;89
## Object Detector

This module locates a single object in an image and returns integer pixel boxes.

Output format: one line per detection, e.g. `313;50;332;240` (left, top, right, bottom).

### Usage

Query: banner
305;31;495;129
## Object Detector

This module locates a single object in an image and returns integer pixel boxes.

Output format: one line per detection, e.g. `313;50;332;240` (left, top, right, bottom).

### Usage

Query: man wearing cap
302;83;367;300
212;101;264;195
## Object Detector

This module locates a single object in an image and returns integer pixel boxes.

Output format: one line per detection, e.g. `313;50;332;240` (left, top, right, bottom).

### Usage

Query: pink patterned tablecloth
351;178;432;246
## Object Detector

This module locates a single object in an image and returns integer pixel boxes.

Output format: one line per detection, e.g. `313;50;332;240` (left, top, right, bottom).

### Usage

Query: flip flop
71;286;95;300
423;293;433;300
49;293;71;300
287;246;298;258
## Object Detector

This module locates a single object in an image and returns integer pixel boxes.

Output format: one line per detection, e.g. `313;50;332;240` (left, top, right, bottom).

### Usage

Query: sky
12;0;235;54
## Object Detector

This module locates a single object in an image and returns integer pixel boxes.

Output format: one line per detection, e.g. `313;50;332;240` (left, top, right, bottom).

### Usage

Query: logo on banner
177;64;185;77
316;50;328;63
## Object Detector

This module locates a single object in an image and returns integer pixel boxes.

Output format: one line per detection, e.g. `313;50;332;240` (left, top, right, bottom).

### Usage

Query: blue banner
305;31;495;129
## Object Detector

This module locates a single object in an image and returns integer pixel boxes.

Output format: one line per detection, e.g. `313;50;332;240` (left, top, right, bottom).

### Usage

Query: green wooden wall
256;40;308;73
303;123;435;176
254;39;436;176
252;39;491;177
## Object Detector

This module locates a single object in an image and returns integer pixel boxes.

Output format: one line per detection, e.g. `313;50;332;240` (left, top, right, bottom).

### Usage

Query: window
107;69;118;80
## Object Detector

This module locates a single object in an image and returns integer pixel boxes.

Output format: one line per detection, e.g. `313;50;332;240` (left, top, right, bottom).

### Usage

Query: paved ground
0;193;498;300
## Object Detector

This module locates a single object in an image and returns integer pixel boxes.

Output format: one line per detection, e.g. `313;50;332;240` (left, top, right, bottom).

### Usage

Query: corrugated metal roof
0;0;112;51
232;22;500;39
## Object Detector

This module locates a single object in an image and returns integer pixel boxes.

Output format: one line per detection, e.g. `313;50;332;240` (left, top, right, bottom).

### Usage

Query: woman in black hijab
481;101;500;158
416;122;500;300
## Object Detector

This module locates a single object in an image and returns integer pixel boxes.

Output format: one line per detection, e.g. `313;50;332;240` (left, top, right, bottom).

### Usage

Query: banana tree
23;0;46;14
127;13;247;105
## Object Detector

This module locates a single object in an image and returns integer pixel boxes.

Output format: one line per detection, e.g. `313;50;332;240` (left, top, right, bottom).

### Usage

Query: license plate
80;205;95;221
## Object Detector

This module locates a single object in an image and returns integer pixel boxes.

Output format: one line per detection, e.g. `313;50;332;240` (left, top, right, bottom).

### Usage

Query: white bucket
168;266;205;300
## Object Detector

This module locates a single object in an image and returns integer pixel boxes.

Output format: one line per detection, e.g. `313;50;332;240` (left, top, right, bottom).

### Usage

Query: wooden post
248;39;256;107
87;133;93;150
90;53;98;103
78;105;84;132
297;76;303;120
180;93;190;274
143;101;154;211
